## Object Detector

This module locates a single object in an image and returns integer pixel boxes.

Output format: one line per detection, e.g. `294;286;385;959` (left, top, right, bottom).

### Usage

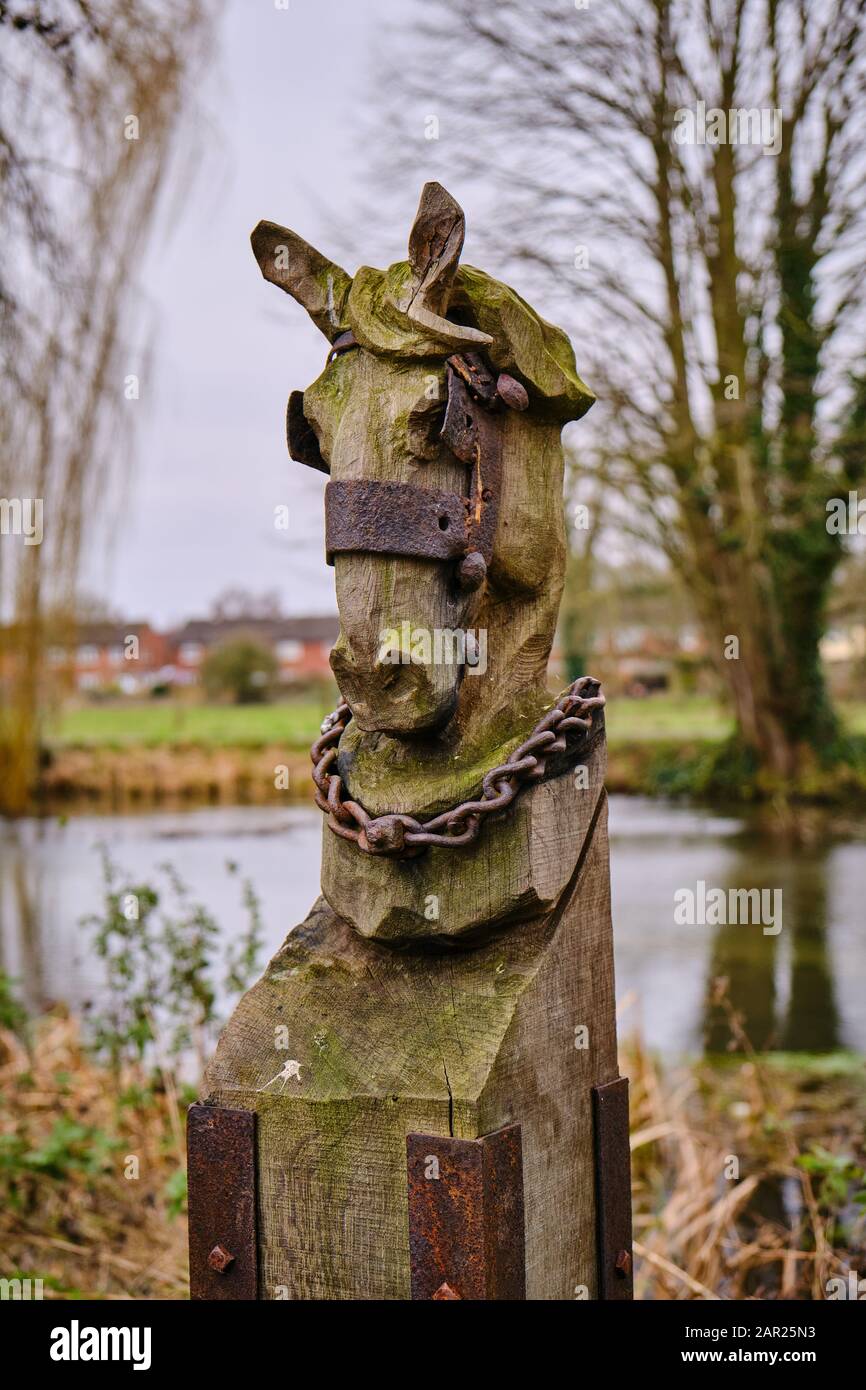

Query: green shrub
201;637;278;704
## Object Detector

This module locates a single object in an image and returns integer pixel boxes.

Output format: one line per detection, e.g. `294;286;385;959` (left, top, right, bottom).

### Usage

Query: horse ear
404;183;492;345
251;220;353;342
407;182;466;314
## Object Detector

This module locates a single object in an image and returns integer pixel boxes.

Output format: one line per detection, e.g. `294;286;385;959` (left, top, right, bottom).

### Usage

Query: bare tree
0;1;216;812
364;0;866;783
210;588;285;622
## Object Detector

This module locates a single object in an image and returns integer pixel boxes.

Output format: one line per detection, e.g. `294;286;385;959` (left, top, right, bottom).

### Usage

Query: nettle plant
81;848;264;1076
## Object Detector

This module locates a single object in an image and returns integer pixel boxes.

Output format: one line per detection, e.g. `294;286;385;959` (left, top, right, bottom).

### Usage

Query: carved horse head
252;184;593;808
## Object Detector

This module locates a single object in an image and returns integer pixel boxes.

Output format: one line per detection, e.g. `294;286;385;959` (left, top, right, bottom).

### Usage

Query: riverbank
2;1006;863;1300
37;741;312;807
33;690;866;810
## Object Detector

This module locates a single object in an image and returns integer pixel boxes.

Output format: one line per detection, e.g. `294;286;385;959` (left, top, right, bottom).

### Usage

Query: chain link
309;676;605;858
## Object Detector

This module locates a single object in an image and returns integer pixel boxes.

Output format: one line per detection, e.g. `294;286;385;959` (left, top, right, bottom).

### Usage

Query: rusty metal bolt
207;1244;236;1274
496;373;529;411
457;550;487;591
614;1249;632;1279
365;815;406;853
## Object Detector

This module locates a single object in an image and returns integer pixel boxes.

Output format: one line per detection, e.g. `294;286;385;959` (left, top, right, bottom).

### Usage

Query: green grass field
45;700;331;749
45;693;866;751
607;694;866;741
604;694;734;742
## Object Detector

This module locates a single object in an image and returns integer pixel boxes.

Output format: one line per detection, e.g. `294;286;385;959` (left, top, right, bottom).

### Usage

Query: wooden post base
192;774;628;1299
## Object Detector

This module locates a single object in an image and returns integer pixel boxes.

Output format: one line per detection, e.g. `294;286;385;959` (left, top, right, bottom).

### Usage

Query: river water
1;797;864;1059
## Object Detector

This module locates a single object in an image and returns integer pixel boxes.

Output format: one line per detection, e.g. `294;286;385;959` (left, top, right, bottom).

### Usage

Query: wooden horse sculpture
188;184;632;1301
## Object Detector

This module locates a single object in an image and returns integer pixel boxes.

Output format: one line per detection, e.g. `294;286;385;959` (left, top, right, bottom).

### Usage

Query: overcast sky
89;0;409;627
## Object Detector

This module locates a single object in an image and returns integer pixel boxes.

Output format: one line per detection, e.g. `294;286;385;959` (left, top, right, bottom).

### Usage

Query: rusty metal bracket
592;1076;634;1300
187;1103;258;1301
407;1124;525;1300
325;478;468;565
441;363;502;568
293;349;513;589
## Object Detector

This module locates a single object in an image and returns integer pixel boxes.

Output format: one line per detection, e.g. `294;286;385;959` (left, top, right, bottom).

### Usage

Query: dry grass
2;1009;863;1300
38;743;310;810
0;1013;188;1300
625;1006;866;1298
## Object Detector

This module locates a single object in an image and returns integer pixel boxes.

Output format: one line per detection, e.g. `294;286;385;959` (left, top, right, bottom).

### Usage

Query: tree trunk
693;542;835;784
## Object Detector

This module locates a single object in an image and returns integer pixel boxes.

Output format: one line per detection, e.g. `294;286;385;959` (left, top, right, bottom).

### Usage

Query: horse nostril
438;515;449;530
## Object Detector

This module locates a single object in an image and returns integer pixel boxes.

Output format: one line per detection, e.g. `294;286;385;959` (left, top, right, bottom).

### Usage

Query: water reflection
780;855;841;1053
702;841;842;1053
608;798;864;1057
0;807;323;1020
0;798;864;1059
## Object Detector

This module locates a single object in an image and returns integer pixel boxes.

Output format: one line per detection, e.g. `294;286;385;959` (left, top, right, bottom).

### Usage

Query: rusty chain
309;675;605;858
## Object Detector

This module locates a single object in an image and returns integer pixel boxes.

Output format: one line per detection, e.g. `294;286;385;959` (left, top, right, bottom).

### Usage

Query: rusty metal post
407;1124;525;1300
592;1077;634;1300
187;1103;258;1300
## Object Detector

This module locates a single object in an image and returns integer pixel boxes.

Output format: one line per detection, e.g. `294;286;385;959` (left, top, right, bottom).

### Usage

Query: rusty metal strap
187;1103;258;1300
592;1077;634;1300
325;479;468;565
442;365;502;565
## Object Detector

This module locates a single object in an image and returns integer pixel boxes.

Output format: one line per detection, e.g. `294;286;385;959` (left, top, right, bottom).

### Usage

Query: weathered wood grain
202;751;617;1299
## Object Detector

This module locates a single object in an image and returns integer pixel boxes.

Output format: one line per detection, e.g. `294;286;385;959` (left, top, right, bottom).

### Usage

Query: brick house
46;623;173;694
1;614;340;695
169;615;339;686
